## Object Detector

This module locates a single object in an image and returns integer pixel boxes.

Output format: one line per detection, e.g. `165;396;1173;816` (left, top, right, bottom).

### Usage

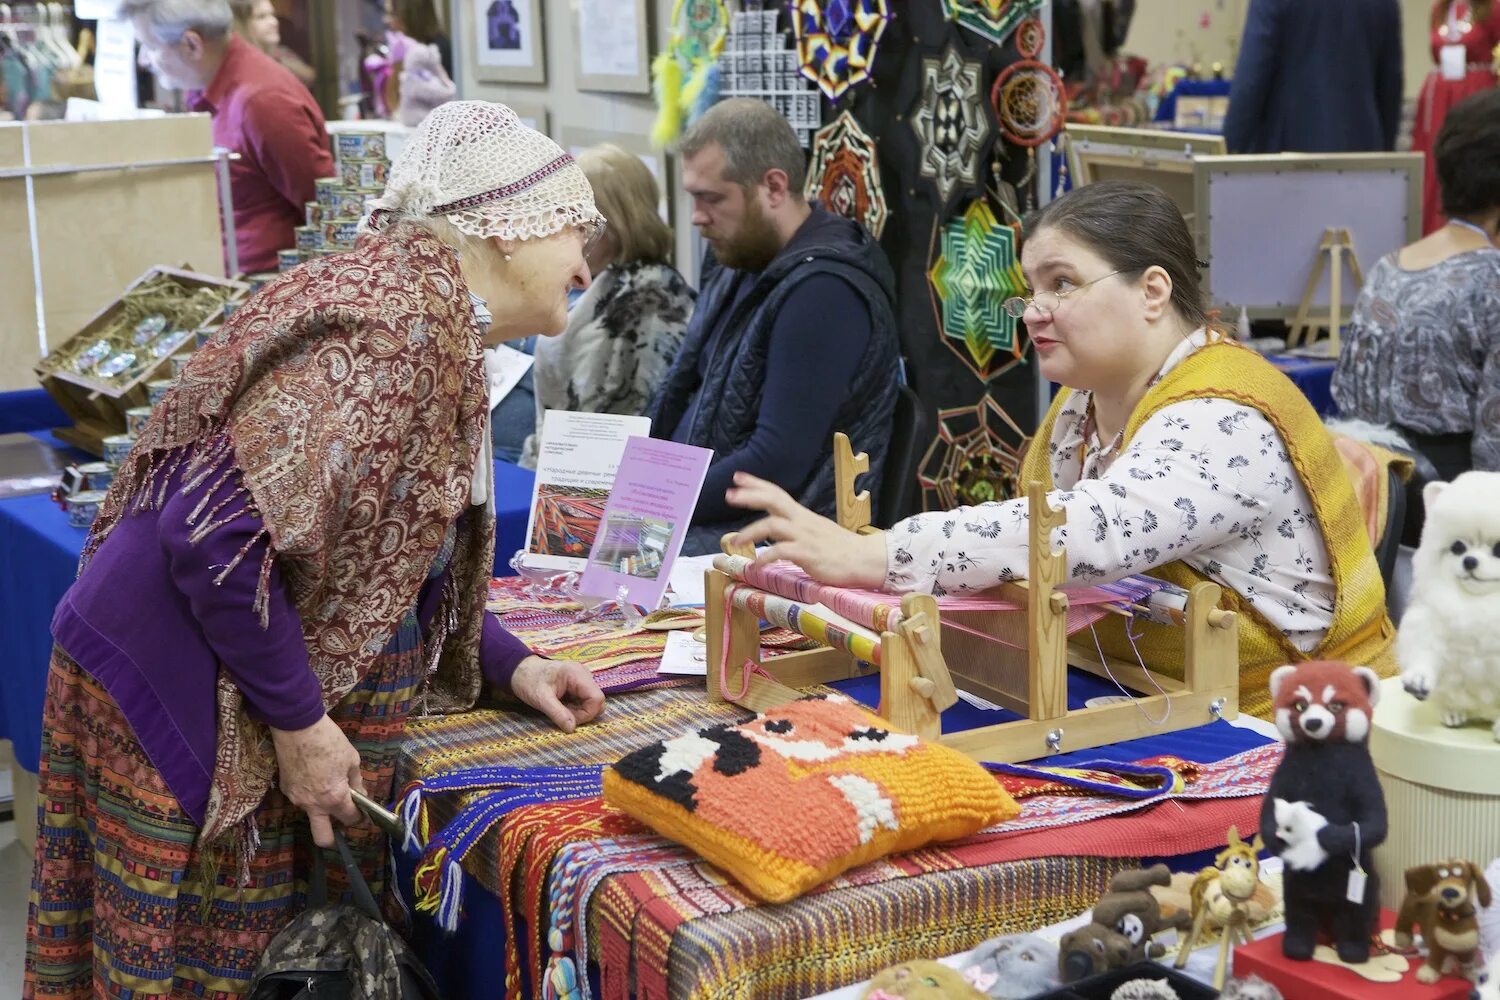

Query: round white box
1369;676;1500;912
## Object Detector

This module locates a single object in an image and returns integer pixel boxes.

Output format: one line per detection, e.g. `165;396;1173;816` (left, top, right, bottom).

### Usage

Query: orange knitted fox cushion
602;694;1019;903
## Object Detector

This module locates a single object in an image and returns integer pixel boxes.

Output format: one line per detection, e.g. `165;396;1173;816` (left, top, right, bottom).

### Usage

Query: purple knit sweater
51;458;531;825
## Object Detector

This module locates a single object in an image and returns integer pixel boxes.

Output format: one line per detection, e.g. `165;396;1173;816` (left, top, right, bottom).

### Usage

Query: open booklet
578;436;713;610
522;410;651;573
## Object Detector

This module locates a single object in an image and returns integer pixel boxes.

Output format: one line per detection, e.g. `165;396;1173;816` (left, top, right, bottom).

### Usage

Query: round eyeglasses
1002;268;1128;318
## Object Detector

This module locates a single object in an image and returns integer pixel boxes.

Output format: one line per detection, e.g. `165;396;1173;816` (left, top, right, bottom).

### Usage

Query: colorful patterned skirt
24;631;426;999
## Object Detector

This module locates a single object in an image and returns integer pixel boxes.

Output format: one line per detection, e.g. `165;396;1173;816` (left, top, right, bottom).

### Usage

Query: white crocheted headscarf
368;100;604;242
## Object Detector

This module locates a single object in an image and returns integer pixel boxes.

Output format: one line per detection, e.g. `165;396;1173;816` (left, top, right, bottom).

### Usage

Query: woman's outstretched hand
723;472;888;589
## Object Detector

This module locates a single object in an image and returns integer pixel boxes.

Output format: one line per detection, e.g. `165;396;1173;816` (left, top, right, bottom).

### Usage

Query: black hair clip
1195;258;1210;268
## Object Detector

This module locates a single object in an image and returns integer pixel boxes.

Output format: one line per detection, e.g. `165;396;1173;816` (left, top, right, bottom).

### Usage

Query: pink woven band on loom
710;555;1137;635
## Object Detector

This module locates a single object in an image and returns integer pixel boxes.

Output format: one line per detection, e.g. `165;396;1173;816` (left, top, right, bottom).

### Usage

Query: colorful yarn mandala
909;46;990;205
792;0;891;102
927;200;1027;381
805;110;888;237
940;0;1045;46
918;395;1034;512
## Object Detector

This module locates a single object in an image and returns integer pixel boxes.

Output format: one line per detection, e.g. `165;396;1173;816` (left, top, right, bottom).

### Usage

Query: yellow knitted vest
1018;341;1396;719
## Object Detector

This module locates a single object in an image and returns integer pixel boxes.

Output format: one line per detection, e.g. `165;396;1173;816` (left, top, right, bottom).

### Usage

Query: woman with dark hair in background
723;181;1397;719
1335;89;1500;533
228;0;315;87
1411;0;1500;234
368;0;452;119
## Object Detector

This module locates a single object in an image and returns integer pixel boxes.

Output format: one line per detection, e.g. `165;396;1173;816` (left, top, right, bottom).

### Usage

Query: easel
1287;227;1364;355
703;435;1242;763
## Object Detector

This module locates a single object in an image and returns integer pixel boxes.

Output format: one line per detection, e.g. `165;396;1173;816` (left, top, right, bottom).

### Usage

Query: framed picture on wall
573;0;652;94
505;100;552;137
472;0;546;84
559;125;671;223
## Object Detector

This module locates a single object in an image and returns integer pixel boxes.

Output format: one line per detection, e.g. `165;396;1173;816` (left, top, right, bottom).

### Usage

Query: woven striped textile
596;853;1132;1000
26;644;420;999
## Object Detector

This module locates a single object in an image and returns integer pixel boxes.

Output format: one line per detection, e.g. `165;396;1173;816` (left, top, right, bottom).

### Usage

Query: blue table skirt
0;390;67;438
0;457;536;773
396;670;1272;999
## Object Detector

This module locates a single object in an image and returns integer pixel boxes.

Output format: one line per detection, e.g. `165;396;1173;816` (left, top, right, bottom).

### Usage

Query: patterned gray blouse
1333;248;1500;470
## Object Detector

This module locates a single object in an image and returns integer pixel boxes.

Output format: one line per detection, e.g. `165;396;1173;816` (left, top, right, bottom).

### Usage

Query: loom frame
703;434;1242;763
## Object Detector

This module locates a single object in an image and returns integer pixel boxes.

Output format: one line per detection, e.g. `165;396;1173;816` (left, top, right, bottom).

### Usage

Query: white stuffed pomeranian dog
1398;472;1500;740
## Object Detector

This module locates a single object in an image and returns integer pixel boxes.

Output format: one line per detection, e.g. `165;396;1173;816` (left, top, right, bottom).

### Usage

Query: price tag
1440;44;1468;81
1347;866;1368;904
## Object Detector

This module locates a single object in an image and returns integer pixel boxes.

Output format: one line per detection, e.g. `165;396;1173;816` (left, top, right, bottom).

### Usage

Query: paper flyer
523;411;651;572
578;436;713;609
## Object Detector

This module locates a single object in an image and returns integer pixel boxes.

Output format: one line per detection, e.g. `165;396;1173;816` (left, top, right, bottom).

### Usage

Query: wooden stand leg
880;631;941;741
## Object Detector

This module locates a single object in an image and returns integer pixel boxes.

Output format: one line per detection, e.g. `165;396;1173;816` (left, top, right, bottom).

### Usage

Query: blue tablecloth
1268;354;1339;417
0;389;67;437
0;457;536;774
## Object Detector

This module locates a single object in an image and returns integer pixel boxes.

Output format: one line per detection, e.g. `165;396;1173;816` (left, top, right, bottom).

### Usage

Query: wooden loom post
1182;581;1240;715
1026;482;1069;721
833;432;874;533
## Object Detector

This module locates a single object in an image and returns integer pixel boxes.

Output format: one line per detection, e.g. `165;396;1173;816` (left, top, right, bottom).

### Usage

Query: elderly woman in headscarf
25;101;606;998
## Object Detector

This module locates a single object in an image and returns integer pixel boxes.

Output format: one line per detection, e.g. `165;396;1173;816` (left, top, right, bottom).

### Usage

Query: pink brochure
578;436;713;609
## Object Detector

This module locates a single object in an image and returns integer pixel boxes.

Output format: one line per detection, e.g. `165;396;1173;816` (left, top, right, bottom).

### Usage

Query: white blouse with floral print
884;331;1336;652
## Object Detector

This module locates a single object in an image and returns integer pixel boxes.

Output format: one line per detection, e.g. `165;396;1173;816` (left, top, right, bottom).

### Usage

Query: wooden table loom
703;434;1241;763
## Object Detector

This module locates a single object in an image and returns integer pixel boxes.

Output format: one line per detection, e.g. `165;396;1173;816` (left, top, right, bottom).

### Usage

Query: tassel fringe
651;51;684;148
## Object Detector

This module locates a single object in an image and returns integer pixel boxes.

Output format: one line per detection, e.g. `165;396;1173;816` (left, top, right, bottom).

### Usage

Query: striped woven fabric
595;853;1134;1000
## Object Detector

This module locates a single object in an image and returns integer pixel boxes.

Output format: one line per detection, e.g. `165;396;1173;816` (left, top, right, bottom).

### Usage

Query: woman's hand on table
724;472;889;589
271;714;364;848
511;655;605;733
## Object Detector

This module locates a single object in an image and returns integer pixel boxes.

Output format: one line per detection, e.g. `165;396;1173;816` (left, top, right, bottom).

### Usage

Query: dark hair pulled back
1024;181;1211;331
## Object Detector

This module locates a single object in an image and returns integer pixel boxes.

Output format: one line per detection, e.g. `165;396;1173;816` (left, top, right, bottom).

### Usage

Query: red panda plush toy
1257;660;1388;964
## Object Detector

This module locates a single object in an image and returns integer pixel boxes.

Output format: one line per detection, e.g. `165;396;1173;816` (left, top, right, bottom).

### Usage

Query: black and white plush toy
1258;660;1388;965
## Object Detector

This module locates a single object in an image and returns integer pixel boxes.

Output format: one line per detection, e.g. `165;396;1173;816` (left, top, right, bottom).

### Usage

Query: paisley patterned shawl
86;225;493;845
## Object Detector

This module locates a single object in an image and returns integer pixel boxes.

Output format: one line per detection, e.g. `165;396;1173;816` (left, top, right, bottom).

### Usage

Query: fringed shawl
86;225;493;849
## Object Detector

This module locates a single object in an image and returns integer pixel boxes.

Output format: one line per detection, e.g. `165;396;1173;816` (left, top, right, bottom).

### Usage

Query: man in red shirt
124;0;335;275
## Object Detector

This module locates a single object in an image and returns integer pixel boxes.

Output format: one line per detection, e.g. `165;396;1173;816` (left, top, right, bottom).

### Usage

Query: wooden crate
0;114;227;394
33;267;247;456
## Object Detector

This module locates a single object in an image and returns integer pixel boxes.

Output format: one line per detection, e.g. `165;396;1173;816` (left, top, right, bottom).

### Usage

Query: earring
504;253;512;261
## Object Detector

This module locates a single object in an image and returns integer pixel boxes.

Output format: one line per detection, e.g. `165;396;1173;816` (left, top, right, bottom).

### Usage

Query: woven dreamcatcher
651;0;732;146
792;0;890;102
990;25;1067;207
940;0;1045;46
918;395;1033;512
910;46;990;205
927;199;1027;382
805;111;888;237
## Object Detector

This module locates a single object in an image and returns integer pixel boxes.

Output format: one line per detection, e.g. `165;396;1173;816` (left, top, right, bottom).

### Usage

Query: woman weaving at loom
726;181;1396;719
25;101;606;997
